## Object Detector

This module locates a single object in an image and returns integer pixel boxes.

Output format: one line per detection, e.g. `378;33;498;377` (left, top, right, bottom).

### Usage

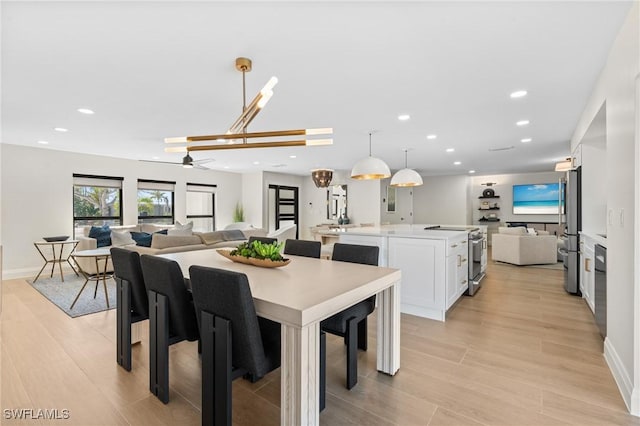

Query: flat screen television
513;183;565;215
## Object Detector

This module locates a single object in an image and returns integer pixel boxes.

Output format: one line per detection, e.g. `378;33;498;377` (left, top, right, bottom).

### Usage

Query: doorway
267;185;299;238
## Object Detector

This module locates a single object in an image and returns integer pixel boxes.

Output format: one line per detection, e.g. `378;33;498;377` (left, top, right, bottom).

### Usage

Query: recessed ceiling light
289;155;297;159
223;166;230;169
37;140;49;145
510;90;528;98
469;170;476;174
398;114;411;121
516;120;530;126
152;156;160;160
454;161;461;165
253;161;260;165
521;138;532;143
77;108;94;114
446;148;455;153
54;127;68;132
426;134;437;140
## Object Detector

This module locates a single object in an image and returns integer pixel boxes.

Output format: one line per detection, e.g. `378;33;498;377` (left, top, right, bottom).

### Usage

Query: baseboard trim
604;337;634;412
2;264;76;281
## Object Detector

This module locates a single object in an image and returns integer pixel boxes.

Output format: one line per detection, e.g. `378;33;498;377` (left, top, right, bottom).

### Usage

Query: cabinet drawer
446;237;468;256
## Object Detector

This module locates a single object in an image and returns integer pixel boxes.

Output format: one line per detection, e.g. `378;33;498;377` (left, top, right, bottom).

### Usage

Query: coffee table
33;240;80;283
70;247;113;310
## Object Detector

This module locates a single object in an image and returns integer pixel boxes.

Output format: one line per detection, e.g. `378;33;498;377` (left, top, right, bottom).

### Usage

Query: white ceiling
1;1;632;177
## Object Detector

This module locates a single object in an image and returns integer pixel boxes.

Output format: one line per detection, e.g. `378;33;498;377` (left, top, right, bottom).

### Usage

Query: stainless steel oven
467;231;485;296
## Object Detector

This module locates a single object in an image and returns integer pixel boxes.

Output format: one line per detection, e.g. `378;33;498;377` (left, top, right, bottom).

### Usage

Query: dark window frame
137;179;176;224
72;174;124;237
186;183;217;231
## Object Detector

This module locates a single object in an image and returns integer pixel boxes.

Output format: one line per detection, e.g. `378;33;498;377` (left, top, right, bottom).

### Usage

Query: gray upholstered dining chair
189;265;281;426
111;247;149;372
283;239;321;258
322;243;379;391
140;255;199;404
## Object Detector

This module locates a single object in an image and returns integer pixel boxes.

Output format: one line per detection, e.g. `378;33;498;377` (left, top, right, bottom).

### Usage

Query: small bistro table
33;240;80;283
70;247;113;310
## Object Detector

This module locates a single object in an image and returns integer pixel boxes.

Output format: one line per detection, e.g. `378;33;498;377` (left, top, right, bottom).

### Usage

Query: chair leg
149;291;170;404
116;278;133;371
357;317;368;351
346;317;358;390
201;311;233;426
320;331;326;412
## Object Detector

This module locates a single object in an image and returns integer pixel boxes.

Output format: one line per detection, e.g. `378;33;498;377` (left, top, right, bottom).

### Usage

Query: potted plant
232;202;245;223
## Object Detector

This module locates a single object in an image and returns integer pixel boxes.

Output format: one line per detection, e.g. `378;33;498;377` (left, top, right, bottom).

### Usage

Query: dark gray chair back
331;243;379;266
248;236;277;246
111;247;148;319
189;266;280;379
284;239;321;258
140;255;199;342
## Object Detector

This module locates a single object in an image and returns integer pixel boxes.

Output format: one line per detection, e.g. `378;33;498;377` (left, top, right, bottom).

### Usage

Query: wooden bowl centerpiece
217;240;290;268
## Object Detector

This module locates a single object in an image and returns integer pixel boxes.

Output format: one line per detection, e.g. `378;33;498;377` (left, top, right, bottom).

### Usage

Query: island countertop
316;224;475;240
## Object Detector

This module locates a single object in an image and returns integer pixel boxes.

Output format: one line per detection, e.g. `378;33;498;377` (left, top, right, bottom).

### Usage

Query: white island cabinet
336;225;471;321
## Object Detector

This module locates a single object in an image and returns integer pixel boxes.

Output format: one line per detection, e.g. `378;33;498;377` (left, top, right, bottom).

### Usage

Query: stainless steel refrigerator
563;167;581;295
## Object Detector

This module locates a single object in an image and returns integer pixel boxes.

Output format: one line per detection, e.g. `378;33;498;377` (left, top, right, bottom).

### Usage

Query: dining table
160;248;401;426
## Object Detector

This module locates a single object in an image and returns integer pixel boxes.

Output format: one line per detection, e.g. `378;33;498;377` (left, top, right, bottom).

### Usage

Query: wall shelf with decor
478;207;500;210
478;195;500;199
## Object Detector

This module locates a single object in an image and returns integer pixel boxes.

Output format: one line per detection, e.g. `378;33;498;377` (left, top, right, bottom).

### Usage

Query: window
73;174;123;234
137;179;175;225
186;183;216;232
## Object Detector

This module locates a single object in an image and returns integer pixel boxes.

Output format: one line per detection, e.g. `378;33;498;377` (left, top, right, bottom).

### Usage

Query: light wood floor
2;260;639;425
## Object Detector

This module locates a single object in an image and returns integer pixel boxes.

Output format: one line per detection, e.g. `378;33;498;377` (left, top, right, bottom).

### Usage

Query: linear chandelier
165;57;333;154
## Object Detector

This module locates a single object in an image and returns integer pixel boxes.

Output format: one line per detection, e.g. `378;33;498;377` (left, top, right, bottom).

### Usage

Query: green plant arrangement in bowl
217;241;291;268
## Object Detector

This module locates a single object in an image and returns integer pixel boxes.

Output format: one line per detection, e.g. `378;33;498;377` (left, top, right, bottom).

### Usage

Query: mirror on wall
327;185;348;220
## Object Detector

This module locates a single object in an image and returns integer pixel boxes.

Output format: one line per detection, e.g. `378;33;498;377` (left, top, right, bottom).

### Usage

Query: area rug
27;274;116;318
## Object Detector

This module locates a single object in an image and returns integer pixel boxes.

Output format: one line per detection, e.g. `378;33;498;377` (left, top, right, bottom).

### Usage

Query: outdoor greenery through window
73;174;123;235
186;183;217;232
138;179;175;225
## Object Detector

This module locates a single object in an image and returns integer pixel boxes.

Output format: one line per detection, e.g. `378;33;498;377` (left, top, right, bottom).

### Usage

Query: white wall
412;175;471;225
1;144;243;278
580;107;608;235
470;171;565;226
569;3;639;414
241;172;264;228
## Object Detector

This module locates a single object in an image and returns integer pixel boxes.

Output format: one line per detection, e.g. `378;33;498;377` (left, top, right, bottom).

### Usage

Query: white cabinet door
389;237;446;320
457;245;469;296
583;244;595;313
446;252;458;309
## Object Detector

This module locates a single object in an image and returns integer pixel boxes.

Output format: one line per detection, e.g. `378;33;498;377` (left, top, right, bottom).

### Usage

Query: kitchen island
318;224;484;321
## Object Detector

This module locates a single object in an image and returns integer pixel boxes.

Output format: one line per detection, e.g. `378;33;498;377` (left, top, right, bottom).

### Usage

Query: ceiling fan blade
192;158;215;165
139;159;181;165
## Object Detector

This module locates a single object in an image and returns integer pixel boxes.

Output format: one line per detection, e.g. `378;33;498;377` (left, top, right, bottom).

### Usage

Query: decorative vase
338;215;344;225
343;212;350;224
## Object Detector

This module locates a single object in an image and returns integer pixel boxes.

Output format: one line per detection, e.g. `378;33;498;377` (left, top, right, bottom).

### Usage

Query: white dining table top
159;248;401;328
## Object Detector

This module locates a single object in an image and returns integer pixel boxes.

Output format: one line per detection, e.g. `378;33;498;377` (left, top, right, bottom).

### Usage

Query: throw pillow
111;230;135;247
89;224;112;248
130;231;153;247
130;229;168;247
168;220;194;236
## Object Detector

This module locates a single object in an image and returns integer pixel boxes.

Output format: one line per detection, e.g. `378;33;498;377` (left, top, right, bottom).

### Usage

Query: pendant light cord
404;149;408;168
369;132;373;157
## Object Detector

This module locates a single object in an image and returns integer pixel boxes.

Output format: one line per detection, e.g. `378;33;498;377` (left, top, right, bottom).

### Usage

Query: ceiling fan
140;154;215;170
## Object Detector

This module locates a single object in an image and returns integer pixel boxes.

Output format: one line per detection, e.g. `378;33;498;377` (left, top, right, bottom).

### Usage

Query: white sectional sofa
75;224;268;274
491;226;559;266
